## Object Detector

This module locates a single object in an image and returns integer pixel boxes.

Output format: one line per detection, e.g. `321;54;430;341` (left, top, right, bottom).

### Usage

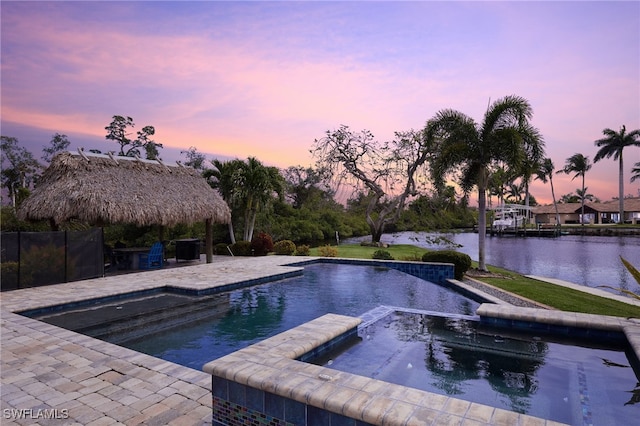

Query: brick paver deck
1;256;304;425
2;256;638;425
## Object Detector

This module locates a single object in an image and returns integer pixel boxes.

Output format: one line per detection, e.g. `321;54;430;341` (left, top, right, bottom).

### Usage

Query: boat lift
491;204;532;233
490;204;560;237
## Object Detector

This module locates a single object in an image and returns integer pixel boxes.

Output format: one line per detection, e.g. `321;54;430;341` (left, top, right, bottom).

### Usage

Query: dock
489;226;562;237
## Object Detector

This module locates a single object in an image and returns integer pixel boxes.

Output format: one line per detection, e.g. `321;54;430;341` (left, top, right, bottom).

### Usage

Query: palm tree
235;157;285;242
576;187;595;203
506;181;525;203
559;153;592;225
488;166;510;208
559;192;579;204
516;143;544;223
426;95;544;271
207;158;285;243
207;159;245;244
631;162;640;183
594;125;640;223
535;158;561;226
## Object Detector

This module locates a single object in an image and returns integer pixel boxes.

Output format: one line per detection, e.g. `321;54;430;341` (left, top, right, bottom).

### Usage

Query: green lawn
309;244;428;261
308;243;640;318
477;264;640;318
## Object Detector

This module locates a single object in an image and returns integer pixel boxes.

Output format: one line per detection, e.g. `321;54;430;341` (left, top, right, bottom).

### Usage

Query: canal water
344;232;640;294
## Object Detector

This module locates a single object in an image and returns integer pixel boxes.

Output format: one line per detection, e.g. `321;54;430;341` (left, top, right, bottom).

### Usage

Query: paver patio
1;256;638;425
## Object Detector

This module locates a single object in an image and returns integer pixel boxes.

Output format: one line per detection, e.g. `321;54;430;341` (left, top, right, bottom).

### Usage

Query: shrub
372;250;394;260
295;244;310;256
421;250;472;280
273;240;296;255
399;253;423;262
214;243;231;255
251;232;274;256
229;241;252;256
318;245;338;257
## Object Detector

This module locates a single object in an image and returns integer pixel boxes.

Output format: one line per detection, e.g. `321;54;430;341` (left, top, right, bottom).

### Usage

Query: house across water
532;197;640;225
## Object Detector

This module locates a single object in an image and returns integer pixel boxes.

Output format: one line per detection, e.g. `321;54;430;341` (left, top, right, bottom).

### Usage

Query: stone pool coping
1;255;638;425
477;304;640;367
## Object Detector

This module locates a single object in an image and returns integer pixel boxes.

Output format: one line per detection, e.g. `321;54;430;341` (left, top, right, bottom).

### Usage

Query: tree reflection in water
215;286;287;342
393;312;548;414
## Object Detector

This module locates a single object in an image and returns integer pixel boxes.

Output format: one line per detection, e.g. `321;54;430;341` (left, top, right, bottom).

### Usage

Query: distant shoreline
468;225;640;237
534;225;640;237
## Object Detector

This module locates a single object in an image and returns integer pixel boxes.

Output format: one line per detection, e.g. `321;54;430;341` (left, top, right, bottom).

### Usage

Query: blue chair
139;242;164;270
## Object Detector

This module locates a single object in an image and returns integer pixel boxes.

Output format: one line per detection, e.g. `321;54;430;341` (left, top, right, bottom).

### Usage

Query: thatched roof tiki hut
18;150;231;263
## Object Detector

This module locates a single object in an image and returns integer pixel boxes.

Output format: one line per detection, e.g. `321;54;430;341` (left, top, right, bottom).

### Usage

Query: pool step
35;292;232;344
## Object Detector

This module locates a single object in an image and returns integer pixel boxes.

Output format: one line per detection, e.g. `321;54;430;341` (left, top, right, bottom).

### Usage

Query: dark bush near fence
421;250;471;280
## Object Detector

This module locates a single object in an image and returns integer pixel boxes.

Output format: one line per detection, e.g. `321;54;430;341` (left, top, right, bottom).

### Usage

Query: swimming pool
28;263;479;369
310;309;638;425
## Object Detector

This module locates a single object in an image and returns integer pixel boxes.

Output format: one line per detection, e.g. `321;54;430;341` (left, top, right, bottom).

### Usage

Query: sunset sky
2;1;639;205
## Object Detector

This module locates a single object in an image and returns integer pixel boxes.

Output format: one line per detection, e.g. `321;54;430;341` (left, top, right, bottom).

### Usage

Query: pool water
311;310;638;426
29;263;479;369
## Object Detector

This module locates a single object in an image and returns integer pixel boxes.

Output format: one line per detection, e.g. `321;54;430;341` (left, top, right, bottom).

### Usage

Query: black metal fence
1;228;104;291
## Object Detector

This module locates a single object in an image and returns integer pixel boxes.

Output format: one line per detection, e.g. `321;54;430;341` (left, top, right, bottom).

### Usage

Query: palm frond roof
18;151;231;227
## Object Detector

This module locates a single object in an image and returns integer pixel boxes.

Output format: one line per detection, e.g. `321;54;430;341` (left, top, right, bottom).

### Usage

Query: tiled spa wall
209;324;371;426
211;374;374;426
289;258;455;285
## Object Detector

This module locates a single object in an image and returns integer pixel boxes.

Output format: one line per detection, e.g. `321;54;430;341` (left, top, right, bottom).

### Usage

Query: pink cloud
2;1;638;204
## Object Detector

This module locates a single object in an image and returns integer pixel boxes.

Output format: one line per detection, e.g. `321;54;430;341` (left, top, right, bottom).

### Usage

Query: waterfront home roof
584;197;640;213
532;198;640;215
18;150;231;227
532;203;583;215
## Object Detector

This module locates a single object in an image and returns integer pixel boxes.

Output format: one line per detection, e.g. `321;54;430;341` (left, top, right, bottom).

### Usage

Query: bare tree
42;133;70;163
311;125;430;243
1;136;43;207
105;115;162;159
180;146;208;171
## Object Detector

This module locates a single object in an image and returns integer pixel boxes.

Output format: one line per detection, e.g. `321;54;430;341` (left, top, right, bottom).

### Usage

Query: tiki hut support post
158;226;165;244
205;218;213;263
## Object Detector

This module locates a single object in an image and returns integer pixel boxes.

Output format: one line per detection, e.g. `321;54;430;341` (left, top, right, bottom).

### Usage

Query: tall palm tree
426;95;544;271
594;125;640;223
517;155;544;224
559;153;592;225
535;158;561;226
